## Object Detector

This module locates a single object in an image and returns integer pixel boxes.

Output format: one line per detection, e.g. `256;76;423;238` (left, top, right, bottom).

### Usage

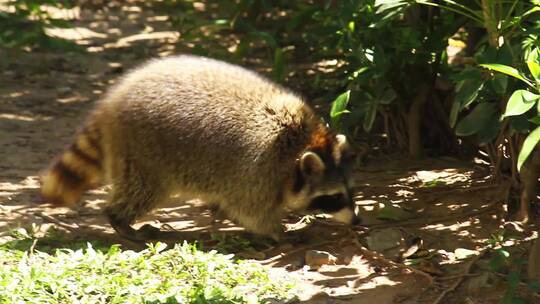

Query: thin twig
28;238;38;255
494;142;504;183
34;211;79;230
508;136;519;186
438;273;481;281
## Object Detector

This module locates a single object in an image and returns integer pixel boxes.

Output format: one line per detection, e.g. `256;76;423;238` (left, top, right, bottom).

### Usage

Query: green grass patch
0;231;296;303
421;179;448;188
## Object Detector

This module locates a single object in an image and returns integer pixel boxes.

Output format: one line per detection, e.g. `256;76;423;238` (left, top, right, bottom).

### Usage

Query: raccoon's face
286;134;360;225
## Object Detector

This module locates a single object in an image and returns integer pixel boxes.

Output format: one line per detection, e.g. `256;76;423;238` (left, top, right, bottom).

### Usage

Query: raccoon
40;55;359;241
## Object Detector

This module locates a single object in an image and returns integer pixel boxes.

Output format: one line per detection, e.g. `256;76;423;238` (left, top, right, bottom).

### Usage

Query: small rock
366;228;404;252
305;250;337;270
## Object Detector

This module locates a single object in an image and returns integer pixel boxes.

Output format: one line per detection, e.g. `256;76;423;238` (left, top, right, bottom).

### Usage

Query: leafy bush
480;48;540;172
165;0;540;163
0;237;295;303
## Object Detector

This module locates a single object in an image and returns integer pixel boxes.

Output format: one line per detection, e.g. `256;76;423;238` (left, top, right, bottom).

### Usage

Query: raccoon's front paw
208;204;228;223
138;224;162;239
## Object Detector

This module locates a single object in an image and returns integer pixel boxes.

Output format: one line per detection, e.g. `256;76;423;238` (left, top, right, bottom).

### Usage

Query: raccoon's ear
300;152;325;177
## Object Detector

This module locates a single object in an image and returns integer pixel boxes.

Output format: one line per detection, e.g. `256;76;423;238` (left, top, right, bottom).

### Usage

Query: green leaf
476;115;501;144
449;100;461;128
479;64;534;87
527;61;540;82
503;90;540;117
330;91;351;118
497;43;513;66
517;126;540;172
527;47;540;64
455;78;484;109
529;115;540;125
330;91;351;130
455;103;498;137
379;88;396;105
363;98;378;132
509;116;530;134
254;31;277;49
348;21;355;32
498;248;510;258
489;74;508;95
476;46;498;65
272;48;284;83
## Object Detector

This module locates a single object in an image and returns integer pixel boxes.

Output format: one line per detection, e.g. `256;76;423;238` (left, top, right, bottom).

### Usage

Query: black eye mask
308;193;349;213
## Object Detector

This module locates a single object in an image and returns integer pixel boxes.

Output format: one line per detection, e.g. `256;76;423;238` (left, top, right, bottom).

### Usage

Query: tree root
34;211;80;230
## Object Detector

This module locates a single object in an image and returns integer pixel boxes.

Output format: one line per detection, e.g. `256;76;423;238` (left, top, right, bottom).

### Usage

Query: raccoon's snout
331;207;358;225
308;193;360;225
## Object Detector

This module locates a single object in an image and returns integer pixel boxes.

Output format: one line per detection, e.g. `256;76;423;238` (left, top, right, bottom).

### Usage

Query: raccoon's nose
351;215;361;225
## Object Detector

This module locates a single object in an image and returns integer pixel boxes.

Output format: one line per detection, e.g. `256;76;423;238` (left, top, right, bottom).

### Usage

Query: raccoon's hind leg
104;181;173;241
208;202;228;225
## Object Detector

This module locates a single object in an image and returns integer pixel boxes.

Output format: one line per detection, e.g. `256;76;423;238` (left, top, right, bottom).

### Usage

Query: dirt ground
1;2;539;303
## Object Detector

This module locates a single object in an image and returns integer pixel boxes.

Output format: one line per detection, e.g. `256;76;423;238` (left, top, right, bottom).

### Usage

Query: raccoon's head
285;132;360;225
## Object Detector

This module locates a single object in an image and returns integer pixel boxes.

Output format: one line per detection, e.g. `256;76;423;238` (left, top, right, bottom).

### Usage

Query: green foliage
455;103;498;137
422;179;447;188
480;64;534;88
0;229;295;303
485;230;530;304
518;126;540;171
0;0;76;49
503;90;540;118
330;90;351;132
478;46;540;172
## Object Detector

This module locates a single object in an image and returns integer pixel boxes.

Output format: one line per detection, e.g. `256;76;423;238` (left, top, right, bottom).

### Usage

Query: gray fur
80;55;354;240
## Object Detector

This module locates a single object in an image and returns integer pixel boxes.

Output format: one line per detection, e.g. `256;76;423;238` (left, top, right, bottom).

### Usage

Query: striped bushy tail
40;121;103;207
